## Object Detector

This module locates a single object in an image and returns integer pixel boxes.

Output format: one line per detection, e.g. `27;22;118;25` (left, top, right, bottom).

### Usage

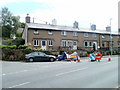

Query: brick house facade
22;23;120;51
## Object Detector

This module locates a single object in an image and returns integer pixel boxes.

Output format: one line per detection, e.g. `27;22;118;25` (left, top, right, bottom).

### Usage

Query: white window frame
33;40;39;46
73;41;77;46
92;34;97;38
48;30;53;35
84;33;88;37
48;40;53;46
102;35;105;39
61;31;67;36
34;30;39;34
84;41;89;47
89;41;93;47
61;40;67;47
68;40;73;47
73;32;78;36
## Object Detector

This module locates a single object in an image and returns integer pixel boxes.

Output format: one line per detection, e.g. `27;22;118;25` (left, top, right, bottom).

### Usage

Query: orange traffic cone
77;55;81;62
108;55;111;61
67;54;71;61
77;59;81;62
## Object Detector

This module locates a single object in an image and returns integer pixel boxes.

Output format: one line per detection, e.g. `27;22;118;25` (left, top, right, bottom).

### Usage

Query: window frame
61;40;67;47
73;41;77;46
102;35;105;39
33;40;39;46
34;30;39;34
84;41;89;47
61;31;67;36
48;30;53;35
89;41;93;47
73;31;78;36
68;40;73;47
84;33;88;37
48;40;53;46
92;33;97;38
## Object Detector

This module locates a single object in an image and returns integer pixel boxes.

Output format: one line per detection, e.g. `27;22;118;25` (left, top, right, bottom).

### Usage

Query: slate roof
26;23;119;35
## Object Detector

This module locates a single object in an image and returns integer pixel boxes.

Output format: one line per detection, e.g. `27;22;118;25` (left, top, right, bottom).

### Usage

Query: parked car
25;52;56;62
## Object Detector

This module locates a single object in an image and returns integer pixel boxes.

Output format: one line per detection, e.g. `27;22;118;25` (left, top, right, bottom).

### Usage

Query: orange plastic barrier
95;53;102;60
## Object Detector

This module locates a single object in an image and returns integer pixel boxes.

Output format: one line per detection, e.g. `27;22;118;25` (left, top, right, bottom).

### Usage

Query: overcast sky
0;0;119;32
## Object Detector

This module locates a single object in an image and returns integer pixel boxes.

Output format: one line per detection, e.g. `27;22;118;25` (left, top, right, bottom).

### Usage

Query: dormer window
92;34;97;38
48;30;53;35
61;31;67;36
34;30;39;34
73;32;78;36
84;33;88;37
102;35;105;39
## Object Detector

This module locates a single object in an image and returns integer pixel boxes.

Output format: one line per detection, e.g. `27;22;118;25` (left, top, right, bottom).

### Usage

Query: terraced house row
22;22;120;51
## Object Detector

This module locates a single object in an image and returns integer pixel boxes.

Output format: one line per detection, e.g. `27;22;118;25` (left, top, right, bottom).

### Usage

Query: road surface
1;55;119;88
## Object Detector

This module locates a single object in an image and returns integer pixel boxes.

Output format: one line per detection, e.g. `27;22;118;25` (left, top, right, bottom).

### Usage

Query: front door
93;42;97;50
73;41;77;50
41;40;47;50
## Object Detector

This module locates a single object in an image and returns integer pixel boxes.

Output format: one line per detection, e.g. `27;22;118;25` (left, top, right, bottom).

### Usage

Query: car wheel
50;58;54;62
29;58;34;62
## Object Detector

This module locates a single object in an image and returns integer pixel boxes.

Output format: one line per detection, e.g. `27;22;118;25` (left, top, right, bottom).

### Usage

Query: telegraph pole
110;18;112;56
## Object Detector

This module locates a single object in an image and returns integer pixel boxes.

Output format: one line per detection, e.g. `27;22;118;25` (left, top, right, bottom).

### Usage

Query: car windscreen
31;52;39;56
38;52;46;56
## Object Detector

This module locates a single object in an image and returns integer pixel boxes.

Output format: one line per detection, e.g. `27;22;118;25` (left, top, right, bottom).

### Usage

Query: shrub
1;45;17;49
1;45;8;49
42;50;52;55
22;48;33;54
13;38;25;46
8;45;17;49
18;45;28;49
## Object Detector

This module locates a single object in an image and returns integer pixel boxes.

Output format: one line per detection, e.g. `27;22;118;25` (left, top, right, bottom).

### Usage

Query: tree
11;16;20;35
2;7;12;38
1;7;20;38
2;7;12;26
20;22;25;28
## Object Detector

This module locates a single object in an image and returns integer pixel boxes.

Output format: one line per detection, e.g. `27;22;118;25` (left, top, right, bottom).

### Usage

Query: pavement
1;55;119;88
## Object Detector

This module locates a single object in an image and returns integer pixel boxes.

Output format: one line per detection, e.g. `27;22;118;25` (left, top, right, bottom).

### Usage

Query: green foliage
14;38;25;46
22;48;33;54
16;33;22;37
2;7;21;38
8;45;17;49
2;7;12;26
20;22;25;28
1;45;8;48
18;45;28;49
11;16;20;35
1;45;17;49
42;50;52;55
2;25;12;38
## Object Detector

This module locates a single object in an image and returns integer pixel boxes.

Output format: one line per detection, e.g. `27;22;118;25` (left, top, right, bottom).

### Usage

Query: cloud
3;0;118;31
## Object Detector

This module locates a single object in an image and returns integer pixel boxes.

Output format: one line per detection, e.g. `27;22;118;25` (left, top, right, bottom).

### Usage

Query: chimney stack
25;14;30;23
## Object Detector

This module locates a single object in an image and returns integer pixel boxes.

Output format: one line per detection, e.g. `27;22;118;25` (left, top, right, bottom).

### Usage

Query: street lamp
110;18;112;56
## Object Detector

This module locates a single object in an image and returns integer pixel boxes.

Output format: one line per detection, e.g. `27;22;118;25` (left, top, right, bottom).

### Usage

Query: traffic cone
77;55;81;62
67;54;71;61
77;59;81;62
108;55;111;61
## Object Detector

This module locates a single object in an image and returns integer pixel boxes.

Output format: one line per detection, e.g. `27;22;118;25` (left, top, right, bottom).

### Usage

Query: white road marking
8;82;30;88
2;74;6;76
7;70;28;75
56;67;88;76
2;70;28;76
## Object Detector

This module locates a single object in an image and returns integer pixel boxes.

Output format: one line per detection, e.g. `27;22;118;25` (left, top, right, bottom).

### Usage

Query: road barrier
88;53;102;62
108;55;111;61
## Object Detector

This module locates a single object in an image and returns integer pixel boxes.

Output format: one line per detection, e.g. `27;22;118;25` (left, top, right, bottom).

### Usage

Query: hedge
2;48;53;61
2;47;119;61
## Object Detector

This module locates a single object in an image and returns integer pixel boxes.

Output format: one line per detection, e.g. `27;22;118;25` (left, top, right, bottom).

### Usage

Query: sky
0;0;119;32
